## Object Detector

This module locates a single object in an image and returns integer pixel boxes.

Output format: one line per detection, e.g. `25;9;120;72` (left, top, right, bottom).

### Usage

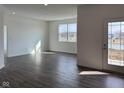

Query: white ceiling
3;4;77;21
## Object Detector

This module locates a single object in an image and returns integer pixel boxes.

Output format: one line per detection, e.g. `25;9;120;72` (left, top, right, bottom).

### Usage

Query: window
108;21;124;66
58;23;77;42
59;24;68;42
68;23;77;42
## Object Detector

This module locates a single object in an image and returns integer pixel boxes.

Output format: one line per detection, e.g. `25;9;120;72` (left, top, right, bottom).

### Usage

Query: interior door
103;18;124;73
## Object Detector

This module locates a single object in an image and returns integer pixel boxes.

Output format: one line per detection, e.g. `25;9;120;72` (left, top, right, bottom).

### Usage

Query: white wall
0;5;4;69
49;18;77;54
4;14;49;57
78;5;124;71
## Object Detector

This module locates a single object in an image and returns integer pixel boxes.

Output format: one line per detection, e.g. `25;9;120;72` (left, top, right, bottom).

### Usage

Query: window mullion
67;24;69;42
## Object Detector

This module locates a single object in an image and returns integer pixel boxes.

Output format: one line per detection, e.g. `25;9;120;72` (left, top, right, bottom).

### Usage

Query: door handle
103;44;107;49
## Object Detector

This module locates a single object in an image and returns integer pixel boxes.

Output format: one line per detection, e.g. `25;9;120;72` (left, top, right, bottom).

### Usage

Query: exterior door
103;18;124;73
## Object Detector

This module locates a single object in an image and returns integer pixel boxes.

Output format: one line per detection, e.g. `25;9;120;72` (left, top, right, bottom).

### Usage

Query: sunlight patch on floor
79;71;109;75
41;52;56;55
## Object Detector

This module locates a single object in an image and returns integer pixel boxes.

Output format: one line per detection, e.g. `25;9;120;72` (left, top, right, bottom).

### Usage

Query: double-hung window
58;23;77;42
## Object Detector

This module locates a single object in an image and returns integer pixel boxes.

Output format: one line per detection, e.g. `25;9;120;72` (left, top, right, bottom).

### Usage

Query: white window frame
58;23;77;42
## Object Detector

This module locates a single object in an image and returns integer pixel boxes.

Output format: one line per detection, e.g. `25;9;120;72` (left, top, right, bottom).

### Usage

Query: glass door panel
108;21;124;66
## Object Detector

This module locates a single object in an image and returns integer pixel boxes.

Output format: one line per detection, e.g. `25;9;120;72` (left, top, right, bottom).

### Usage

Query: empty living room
0;2;124;91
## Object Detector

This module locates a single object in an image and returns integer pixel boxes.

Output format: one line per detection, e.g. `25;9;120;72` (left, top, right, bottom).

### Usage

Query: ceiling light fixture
12;12;16;15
